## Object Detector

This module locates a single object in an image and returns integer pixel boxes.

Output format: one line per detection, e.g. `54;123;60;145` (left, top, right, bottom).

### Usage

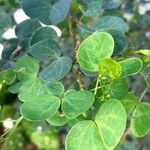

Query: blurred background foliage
0;0;150;150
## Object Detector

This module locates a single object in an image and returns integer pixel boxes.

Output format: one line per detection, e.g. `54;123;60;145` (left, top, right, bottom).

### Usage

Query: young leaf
62;90;95;119
131;102;150;137
15;56;39;81
94;16;129;33
50;0;71;24
22;0;52;24
95;99;127;150
98;58;121;79
21;95;60;121
37;82;64;97
119;58;143;78
39;56;72;82
15;19;41;39
30;39;61;61
66;121;106;150
77;32;114;72
108;78;128;99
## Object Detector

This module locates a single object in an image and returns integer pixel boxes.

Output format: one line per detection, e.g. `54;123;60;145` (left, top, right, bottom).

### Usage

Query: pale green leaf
62;90;95;119
77;32;114;72
131;102;150;137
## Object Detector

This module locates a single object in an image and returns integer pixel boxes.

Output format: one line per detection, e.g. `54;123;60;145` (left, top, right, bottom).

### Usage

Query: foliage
0;0;150;150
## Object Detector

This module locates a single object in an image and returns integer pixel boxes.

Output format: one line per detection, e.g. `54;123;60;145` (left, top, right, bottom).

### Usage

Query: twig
11;45;22;55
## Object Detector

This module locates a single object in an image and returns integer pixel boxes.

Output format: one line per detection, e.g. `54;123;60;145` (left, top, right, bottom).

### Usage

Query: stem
139;86;149;102
94;76;99;95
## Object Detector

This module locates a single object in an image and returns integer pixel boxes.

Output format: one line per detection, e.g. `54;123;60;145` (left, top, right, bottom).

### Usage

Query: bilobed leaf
77;32;114;72
95;99;127;150
119;58;143;78
18;78;43;102
38;82;64;97
108;78;128;99
66;100;126;150
39;56;72;82
50;0;71;24
131;102;150;137
62;89;95;119
98;58;121;79
101;0;121;9
21;95;60;121
30;39;61;61
94;16;128;33
15;19;41;39
120;93;138;114
66;121;106;150
22;0;52;24
47;114;68;126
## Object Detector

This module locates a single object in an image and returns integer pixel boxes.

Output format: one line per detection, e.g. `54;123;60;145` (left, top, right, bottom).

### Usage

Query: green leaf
108;78;128;99
0;13;11;31
84;1;102;17
22;0;52;24
119;58;143;78
94;16;129;33
8;81;24;94
66;121;106;150
101;0;121;9
15;55;39;81
135;49;150;56
98;58;121;79
39;56;72;82
30;39;61;61
21;95;60;121
77;32;114;72
66;100;126;150
15;19;41;39
50;0;71;24
18;78;43;102
62;90;95;119
30;27;57;46
37;82;64;97
120;93;138;114
47;114;68;126
95;99;127;149
131;102;150;137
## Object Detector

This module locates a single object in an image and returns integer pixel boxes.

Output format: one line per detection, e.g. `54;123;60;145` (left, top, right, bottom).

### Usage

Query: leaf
30;27;57;46
120;93;138;114
15;55;39;81
101;0;121;9
0;13;11;31
77;32;114;72
30;39;61;61
37;82;64;97
18;78;43;102
39;56;72;82
108;78;128;99
47;114;68;126
84;1;102;17
130;102;150;137
119;58;143;78
15;19;41;39
98;58;121;79
21;95;60;121
66;121;106;150
62;89;95;119
135;49;150;56
22;0;52;24
94;16;129;33
95;99;127;149
66;100;126;150
50;0;71;24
